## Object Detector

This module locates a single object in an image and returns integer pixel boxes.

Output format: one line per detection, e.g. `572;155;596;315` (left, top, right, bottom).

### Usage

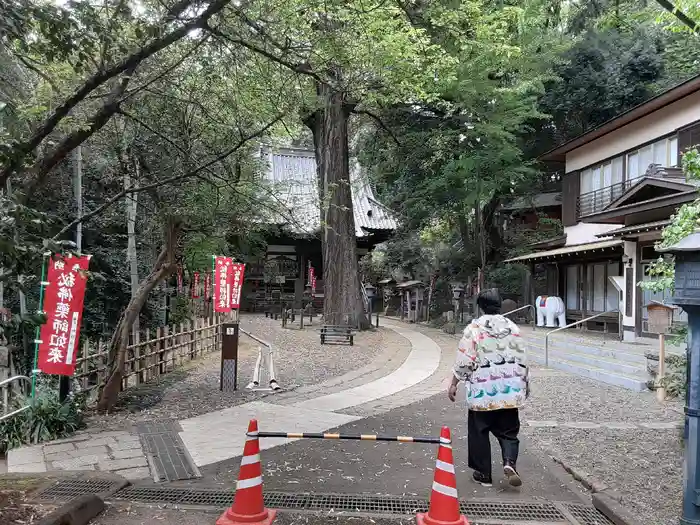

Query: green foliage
486;264;526;295
169;295;194;326
640;150;700;294
538;26;665;146
662;353;688;399
0;378;87;454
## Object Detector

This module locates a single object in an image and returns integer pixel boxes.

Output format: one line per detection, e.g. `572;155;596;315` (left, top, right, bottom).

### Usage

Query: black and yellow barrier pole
250;431;444;444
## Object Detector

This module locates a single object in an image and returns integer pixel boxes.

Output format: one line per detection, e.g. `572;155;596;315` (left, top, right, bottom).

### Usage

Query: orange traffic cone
416;426;469;525
217;419;277;525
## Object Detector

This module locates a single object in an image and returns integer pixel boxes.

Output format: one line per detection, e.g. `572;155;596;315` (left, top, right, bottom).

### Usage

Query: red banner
37;254;91;376
204;271;212;301
230;263;246;309
310;267;317;298
214;256;233;312
192;271;200;298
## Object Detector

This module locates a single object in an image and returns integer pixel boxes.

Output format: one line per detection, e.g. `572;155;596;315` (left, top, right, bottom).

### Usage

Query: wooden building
507;74;700;340
241;145;397;310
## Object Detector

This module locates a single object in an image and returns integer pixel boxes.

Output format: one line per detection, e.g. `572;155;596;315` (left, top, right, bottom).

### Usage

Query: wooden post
189;319;194;359
99;339;107;390
158;326;166;377
133;329;141;386
657;333;667;402
81;340;89;391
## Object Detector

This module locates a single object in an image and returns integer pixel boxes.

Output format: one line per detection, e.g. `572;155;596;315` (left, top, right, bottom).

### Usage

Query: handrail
544;310;619;367
503;305;536;331
0;375;32;423
360;283;370;313
240;328;280;391
239;328;271;349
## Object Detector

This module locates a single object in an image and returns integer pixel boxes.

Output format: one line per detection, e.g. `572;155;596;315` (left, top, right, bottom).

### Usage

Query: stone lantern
661;230;700;525
364;283;378;327
451;283;465;323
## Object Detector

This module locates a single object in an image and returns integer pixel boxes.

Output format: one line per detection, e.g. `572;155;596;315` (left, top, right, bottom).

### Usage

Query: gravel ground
529;427;683;525
520;368;685;525
520;368;685;422
0;489;54;523
87;314;397;430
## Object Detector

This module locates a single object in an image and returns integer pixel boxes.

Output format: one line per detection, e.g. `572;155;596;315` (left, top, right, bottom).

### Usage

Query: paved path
196;392;588;504
179;320;443;466
7;319;445;478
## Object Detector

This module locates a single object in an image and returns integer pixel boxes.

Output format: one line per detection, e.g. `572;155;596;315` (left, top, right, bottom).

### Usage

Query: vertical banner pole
31;254;49;399
211;255;215;322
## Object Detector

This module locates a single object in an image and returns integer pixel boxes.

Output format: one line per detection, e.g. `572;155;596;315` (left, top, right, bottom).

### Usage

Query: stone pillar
295;254;306;308
622;241;637;343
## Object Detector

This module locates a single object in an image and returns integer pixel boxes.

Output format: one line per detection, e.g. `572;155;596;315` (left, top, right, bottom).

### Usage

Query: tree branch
0;0;232;188
119;108;314;235
52;113;284;239
24;66;137;195
12;52;61;93
206;25;327;85
353;109;401;146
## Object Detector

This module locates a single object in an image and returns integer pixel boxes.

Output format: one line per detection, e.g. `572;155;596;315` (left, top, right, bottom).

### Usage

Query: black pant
467;408;520;477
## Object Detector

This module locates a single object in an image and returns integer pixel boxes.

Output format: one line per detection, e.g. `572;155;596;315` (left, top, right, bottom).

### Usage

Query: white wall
564;223;619;245
566;90;700;173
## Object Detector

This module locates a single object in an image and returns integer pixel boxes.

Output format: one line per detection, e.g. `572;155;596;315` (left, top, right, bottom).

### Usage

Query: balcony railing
577;180;631;217
576;164;685;218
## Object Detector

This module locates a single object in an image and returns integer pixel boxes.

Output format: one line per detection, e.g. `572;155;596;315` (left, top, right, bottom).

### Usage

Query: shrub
662;353;688;399
0;377;87;454
429;315;447;328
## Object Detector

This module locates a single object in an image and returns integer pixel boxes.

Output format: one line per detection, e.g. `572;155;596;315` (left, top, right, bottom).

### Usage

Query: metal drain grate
461;502;565;521
114;486;570;521
565;503;614;525
36;479;121;499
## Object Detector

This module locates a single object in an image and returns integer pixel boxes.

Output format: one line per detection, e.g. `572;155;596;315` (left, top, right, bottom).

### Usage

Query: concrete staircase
517;325;684;392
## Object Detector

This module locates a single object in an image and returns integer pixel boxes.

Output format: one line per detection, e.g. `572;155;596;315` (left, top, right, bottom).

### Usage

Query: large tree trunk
304;81;368;329
97;219;182;412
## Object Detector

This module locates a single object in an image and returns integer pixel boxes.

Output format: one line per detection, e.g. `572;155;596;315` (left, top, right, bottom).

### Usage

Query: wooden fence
75;311;238;394
0;312;237;413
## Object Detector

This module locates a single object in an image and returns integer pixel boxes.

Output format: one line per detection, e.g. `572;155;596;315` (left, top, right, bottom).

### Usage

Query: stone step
525;351;649;392
525;343;647;377
519;333;649;366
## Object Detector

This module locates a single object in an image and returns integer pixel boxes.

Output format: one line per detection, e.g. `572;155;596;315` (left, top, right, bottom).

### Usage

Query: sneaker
472;470;493;487
504;462;522;487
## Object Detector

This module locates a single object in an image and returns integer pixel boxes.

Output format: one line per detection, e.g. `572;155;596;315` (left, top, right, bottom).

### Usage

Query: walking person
447;288;530;488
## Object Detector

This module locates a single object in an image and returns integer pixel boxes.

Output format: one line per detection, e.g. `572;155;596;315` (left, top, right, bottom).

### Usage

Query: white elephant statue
535;295;566;328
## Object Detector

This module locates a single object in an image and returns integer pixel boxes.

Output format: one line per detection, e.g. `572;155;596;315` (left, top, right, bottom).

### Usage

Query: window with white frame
580;135;679;195
627;136;678;181
580;158;623;194
565;265;579;310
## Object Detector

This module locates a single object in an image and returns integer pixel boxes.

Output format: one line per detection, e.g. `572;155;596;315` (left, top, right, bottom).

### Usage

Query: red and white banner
230;263;246;309
214;256;233;312
204;271;212;301
192;271;200;298
37;254;91;376
204;272;211;301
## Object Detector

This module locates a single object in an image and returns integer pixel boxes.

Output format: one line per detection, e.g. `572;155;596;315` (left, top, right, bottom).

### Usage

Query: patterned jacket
453;315;529;411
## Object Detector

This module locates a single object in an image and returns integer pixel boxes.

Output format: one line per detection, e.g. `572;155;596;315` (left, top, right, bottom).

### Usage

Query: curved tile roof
260;145;398;237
